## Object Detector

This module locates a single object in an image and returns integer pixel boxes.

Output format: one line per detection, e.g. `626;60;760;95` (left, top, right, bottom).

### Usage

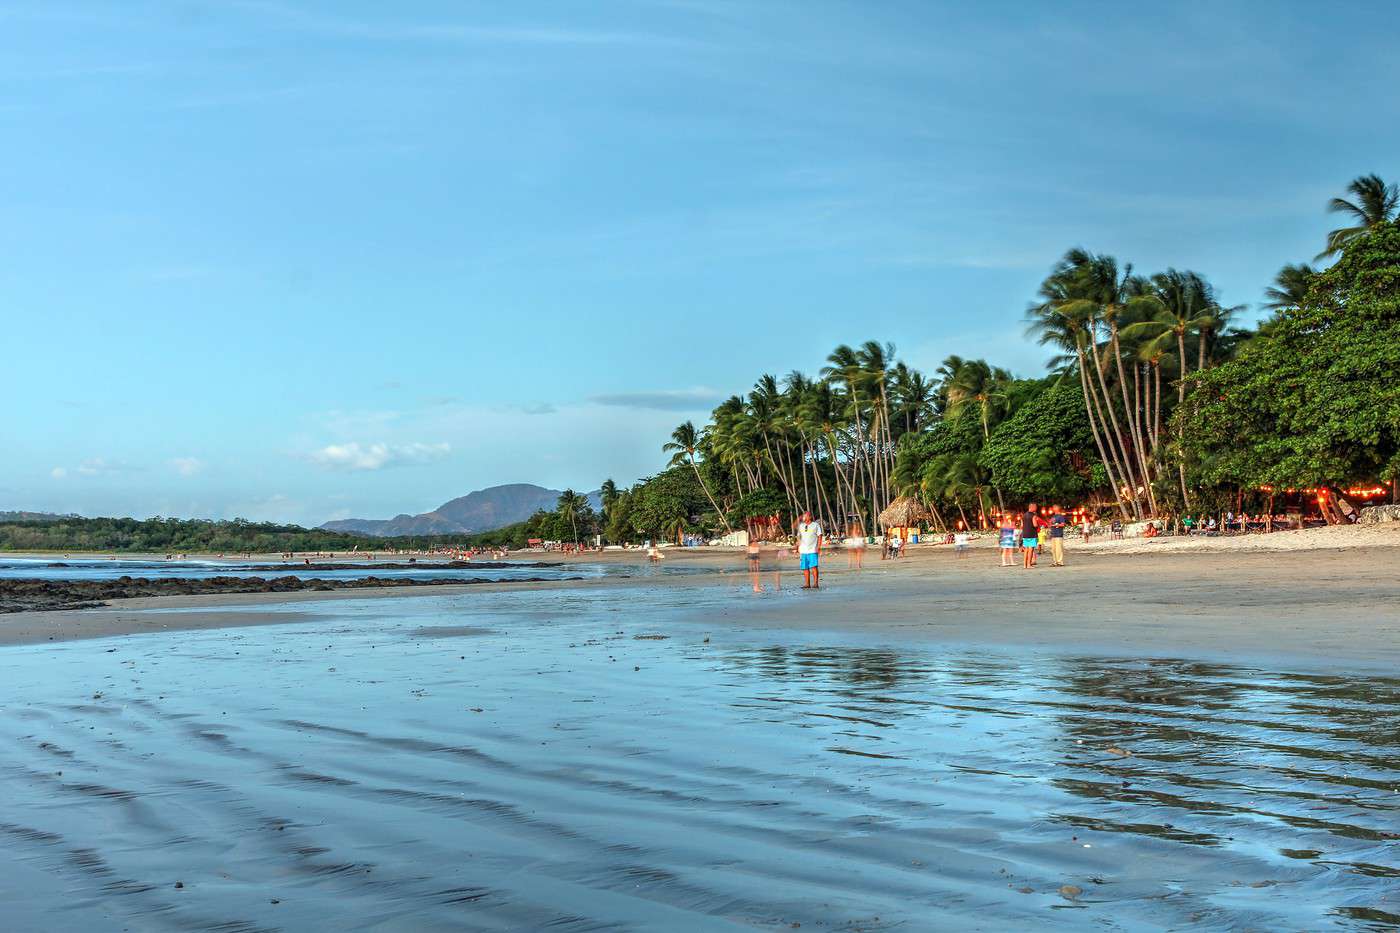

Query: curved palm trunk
981;403;1008;517
825;431;863;530
689;455;733;535
1111;325;1154;513
760;432;799;518
1076;349;1131;521
1175;330;1192;510
1129;359;1158;515
1088;336;1142;518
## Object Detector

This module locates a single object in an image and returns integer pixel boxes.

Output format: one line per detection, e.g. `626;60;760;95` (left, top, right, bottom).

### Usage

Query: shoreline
3;548;1397;673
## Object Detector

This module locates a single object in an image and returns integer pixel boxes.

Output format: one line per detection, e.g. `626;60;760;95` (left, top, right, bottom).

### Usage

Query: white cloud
308;441;450;472
50;467;67;479
170;457;204;477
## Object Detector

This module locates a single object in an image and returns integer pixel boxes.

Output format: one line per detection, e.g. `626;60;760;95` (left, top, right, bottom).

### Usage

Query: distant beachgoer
998;514;1016;566
1021;503;1039;568
747;539;762;593
647;543;662;563
1049;506;1068;566
954;531;969;558
846;525;866;571
797;511;822;589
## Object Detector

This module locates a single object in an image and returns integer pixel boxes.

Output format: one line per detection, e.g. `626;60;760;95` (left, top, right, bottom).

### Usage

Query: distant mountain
321;484;600;537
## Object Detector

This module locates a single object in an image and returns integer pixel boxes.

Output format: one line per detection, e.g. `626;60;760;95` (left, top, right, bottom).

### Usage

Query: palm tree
890;363;937;436
922;451;992;530
1029;251;1155;517
1053;249;1161;514
1262;263;1315;311
1025;289;1131;520
945;359;1012;441
556;489;589;546
1195;297;1245;372
599;478;619;511
1318;173;1398;259
1123;269;1216;509
662;420;733;535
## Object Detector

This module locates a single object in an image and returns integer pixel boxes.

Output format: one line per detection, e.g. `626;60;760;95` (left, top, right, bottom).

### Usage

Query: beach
1;537;1398;929
3;531;1399;669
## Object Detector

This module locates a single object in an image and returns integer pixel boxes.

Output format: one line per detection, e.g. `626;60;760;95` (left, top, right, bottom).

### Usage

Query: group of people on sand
997;503;1069;569
742;502;1086;595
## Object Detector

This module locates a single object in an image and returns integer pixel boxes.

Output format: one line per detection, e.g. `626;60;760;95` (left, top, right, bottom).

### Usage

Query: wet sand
5;548;1398;672
1;548;1397;929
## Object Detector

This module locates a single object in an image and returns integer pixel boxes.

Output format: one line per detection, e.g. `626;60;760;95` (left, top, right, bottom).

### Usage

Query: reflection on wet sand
1;587;1396;930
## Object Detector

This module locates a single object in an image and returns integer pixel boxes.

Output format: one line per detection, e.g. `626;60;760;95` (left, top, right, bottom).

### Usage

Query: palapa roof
878;496;932;529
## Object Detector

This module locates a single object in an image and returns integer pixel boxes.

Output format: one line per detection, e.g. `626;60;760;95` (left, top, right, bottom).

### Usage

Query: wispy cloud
588;387;720;412
225;0;706;50
307;441;450;472
170;457;204;477
51;458;133;479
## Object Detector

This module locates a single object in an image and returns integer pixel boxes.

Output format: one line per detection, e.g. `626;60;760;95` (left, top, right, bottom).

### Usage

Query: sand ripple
0;588;1397;929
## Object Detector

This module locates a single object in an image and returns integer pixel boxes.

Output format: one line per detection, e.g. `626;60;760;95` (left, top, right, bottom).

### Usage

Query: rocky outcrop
0;572;574;614
1358;504;1400;523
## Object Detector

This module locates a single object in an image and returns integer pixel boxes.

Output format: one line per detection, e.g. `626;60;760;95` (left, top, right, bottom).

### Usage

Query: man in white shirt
796;511;823;589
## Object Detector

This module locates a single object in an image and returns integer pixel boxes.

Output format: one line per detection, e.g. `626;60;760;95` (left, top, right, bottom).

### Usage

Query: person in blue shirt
1048;505;1069;566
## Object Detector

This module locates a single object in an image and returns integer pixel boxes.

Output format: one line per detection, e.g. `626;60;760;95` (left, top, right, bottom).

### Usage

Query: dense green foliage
1181;221;1400;487
980;377;1107;501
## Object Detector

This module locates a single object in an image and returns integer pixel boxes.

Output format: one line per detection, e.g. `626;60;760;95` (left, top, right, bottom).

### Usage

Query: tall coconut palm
599;478;619;511
1194;298;1245;372
890;363;937;436
1262;263;1315;311
556;489;589;546
662;421;733;535
1318;173;1398;259
1025;288;1131;520
945;359;1012;441
944;359;1012;516
1052;249;1160;514
1123;269;1215;509
822;344;879;522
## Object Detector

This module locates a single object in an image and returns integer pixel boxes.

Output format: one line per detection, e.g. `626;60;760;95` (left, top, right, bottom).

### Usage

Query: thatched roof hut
878;496;932;530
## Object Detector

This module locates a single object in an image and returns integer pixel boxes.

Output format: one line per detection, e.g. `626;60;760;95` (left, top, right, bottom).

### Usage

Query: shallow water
0;556;698;583
1;582;1397;930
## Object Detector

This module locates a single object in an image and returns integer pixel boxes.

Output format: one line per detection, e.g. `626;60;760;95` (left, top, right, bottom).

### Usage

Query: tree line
514;172;1398;541
0;515;481;554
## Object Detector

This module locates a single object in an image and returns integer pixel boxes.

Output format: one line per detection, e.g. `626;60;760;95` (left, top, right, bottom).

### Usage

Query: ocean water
1;581;1397;930
0;557;701;583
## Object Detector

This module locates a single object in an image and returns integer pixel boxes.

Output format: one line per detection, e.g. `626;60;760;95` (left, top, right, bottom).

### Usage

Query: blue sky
3;0;1397;525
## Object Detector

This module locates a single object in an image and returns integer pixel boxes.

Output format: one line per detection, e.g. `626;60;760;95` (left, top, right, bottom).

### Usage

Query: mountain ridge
321;483;600;537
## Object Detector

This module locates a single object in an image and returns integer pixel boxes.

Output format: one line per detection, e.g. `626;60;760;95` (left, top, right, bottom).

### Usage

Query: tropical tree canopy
1182;221;1400;487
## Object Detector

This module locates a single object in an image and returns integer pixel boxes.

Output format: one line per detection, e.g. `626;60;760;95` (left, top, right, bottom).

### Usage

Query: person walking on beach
1049;505;1068;567
1021;503;1040;569
746;538;762;593
998;513;1017;566
797;511;822;589
846;523;866;571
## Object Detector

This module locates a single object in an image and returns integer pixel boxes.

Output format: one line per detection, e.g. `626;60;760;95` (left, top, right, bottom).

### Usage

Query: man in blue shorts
1021;503;1040;569
797;511;823;589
